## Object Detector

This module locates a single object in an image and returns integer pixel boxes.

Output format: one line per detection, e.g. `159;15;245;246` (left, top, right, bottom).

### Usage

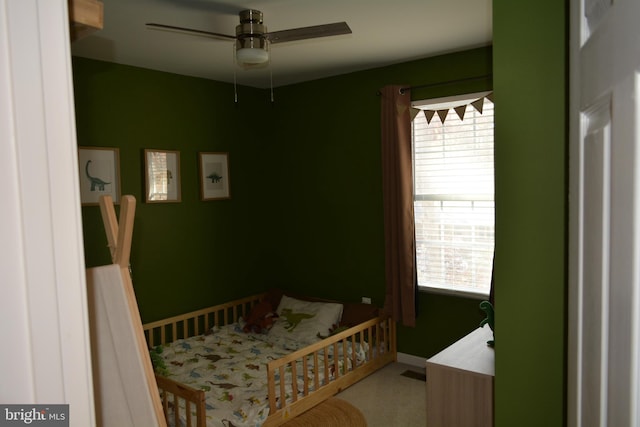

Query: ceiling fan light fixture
235;37;269;65
234;10;269;66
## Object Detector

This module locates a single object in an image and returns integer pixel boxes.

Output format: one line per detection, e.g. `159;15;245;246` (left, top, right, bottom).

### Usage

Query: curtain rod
377;74;492;95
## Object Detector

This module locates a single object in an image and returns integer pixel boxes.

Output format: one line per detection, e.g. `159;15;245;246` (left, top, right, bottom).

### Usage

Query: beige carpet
337;362;426;427
280;397;367;427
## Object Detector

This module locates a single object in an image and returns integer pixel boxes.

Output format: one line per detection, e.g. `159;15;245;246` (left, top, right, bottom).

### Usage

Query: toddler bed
143;290;396;427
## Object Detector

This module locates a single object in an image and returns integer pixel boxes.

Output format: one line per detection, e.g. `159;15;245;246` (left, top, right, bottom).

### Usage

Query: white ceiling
71;0;493;89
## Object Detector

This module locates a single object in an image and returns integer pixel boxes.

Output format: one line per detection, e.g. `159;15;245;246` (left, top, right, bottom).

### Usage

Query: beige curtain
380;85;416;327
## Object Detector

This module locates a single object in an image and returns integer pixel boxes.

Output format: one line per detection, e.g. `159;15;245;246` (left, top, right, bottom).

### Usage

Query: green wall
72;46;492;358
73;58;277;322
493;1;567;426
268;47;493;357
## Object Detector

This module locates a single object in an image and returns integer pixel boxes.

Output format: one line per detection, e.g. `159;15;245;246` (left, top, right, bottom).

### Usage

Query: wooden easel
86;195;166;427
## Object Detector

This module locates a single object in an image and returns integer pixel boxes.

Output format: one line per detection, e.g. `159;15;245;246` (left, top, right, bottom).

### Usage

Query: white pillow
269;295;344;345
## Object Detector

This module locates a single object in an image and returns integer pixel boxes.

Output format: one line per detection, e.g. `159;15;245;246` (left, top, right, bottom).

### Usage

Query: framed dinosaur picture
198;152;230;201
78;147;121;206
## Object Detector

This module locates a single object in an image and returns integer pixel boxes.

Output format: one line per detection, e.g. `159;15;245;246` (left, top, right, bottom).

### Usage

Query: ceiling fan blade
266;22;351;44
145;23;235;42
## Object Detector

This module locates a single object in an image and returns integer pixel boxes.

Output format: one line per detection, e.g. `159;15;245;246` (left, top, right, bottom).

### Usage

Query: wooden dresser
426;325;495;427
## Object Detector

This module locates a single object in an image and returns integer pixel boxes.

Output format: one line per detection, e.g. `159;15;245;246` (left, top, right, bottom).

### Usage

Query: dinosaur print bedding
151;321;368;427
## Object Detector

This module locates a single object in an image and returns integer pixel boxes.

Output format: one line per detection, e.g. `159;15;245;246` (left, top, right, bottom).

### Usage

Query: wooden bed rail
264;315;396;426
143;293;266;347
155;375;206;427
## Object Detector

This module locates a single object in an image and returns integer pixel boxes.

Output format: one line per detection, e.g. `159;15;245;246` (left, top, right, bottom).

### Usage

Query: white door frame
0;0;95;424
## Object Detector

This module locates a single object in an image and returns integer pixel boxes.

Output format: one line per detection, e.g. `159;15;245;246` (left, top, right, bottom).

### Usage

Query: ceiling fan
146;9;352;68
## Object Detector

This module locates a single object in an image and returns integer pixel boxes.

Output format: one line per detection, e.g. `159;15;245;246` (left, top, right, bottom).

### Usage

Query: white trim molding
0;0;95;424
397;352;427;369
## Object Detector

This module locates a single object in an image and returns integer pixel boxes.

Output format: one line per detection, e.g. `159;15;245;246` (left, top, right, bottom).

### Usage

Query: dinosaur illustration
207;381;239;390
245;396;261;405
218;391;234;402
207;172;223;183
242;372;257;382
195;353;232;363
280;308;315;332
85;160;111;191
479;300;495;347
232;409;249;422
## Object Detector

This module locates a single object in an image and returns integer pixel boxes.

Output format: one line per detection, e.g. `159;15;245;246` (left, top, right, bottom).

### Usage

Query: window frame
411;91;494;299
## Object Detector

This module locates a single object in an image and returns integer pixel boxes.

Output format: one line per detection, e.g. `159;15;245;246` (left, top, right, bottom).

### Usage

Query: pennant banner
423;110;435;124
414;92;493;125
454;105;467;121
471;97;485;114
437;109;449;124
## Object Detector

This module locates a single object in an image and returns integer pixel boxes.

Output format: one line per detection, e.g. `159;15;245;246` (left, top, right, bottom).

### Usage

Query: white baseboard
397;352;427;369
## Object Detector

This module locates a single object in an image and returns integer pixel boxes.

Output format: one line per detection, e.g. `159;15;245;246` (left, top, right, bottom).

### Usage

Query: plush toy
149;346;170;376
316;323;350;340
479;300;495;347
243;301;278;334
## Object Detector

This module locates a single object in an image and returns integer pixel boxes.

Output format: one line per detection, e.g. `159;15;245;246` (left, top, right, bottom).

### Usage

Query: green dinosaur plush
479;300;495;347
149;346;170;376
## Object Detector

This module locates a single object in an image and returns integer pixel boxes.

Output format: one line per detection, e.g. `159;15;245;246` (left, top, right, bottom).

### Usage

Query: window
412;92;494;297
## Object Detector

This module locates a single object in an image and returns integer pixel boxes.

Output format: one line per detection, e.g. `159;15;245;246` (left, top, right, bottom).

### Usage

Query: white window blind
412;93;494;297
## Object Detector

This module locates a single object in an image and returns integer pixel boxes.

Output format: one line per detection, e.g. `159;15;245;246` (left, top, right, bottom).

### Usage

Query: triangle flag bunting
437;109;449;124
471;97;485;114
423;110;436;124
411;92;493;125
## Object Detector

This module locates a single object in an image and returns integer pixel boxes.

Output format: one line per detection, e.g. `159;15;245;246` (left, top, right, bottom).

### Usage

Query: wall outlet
361;297;372;304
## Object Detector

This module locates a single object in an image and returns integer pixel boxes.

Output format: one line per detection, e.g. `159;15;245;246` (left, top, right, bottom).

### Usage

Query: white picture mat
78;147;120;205
199;152;230;200
145;149;181;202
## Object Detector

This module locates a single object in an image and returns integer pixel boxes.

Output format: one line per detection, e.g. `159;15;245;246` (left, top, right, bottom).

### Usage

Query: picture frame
144;149;181;203
198;152;231;200
78;146;121;206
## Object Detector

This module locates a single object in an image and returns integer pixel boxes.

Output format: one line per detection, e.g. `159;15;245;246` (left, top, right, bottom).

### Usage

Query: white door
569;0;640;426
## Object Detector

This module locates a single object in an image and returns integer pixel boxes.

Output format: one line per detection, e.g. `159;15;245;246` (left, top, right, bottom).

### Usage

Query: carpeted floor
337;362;426;427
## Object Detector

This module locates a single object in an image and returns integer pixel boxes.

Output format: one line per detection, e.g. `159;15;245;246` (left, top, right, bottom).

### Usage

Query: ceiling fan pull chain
270;69;274;103
233;43;238;103
234;71;238;104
